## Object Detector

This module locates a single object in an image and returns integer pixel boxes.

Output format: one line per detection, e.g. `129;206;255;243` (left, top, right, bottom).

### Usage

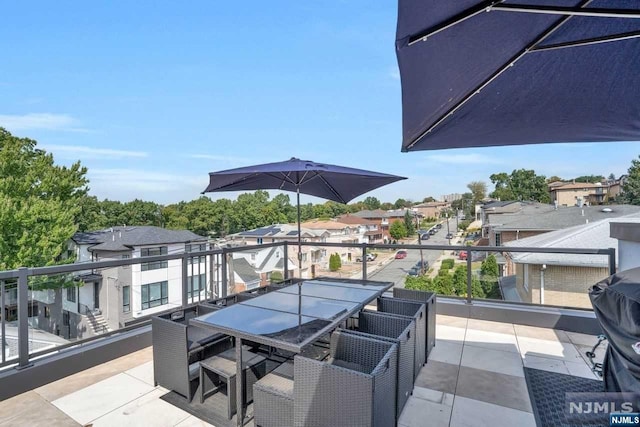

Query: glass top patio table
191;278;393;352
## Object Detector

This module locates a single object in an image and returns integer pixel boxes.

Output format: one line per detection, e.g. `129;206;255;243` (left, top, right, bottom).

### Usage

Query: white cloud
0;113;89;132
88;168;208;203
426;153;504;165
41;144;147;160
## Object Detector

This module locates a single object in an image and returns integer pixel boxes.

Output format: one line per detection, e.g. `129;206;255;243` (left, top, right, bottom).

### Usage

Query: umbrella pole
297;187;302;277
297;186;302;326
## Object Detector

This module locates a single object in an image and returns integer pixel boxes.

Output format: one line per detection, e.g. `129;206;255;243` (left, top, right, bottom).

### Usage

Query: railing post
209;251;214;300
1;279;5;363
608;247;617;275
466;252;473;305
17;267;31;369
361;245;367;280
181;255;188;307
283;243;289;280
221;250;228;298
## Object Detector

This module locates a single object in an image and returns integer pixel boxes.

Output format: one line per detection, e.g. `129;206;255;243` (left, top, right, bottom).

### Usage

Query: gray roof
73;226;207;252
490;205;640;231
232;258;261;284
505;215;640;267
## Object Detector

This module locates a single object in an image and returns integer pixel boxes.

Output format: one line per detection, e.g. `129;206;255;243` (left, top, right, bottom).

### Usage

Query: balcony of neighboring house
0;241;621;426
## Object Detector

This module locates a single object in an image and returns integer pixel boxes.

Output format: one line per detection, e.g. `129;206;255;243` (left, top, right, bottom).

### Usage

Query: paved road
369;219;457;288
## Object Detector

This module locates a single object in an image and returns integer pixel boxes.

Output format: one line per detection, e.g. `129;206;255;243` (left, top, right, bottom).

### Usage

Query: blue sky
2;1;639;205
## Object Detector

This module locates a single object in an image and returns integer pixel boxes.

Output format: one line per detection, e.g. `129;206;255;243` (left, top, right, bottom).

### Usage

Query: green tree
452;265;467;296
480;254;500;298
329;253;342;271
546;175;564;184
389;221;408;240
0;128;88;274
573;175;604;183
467;181;487;204
362;196;381;210
489;169;550;203
608;173;616;181
422;196;436;203
394;198;411;209
441;259;455;269
623;156;640;205
404;211;416;236
380;202;394;210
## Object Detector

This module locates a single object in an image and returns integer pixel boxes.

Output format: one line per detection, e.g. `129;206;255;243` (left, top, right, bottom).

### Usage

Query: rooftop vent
602;208;613;213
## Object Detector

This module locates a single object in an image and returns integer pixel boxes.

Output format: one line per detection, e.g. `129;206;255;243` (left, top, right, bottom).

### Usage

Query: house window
141;281;169;310
141;246;168;271
122;253;131;269
44;306;51;318
257;238;263;245
188;274;206;298
66;287;76;303
523;264;529;292
186;244;207;265
302;253;308;262
123;286;131;313
495;232;502;247
63;311;70;326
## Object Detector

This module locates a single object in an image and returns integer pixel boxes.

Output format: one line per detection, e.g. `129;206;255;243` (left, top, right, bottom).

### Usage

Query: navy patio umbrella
203;157;406;274
396;0;640;152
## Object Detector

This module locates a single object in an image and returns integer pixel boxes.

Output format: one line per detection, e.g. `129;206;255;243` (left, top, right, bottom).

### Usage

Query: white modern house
30;226;210;340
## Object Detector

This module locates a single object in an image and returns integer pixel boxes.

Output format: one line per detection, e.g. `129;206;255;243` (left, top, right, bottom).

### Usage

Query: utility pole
446;212;451;245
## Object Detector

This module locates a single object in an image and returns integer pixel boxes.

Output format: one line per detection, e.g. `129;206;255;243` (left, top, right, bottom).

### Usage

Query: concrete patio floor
0;315;604;427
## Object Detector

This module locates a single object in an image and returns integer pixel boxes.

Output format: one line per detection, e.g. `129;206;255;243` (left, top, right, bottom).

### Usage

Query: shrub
441;258;455;269
329;253;342;271
270;271;283;283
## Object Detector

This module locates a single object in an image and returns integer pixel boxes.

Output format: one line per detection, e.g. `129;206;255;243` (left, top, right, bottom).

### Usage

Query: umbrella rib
408;0;504;46
492;5;640;19
404;0;594;152
530;30;640;52
313;172;349;204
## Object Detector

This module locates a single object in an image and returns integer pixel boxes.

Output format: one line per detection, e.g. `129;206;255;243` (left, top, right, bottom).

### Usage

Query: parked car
446;233;453;239
428;229;437;235
419;233;430;241
415;260;429;270
436;223;442;229
458;250;468;260
407;267;420;276
356;253;377;262
395;250;408;259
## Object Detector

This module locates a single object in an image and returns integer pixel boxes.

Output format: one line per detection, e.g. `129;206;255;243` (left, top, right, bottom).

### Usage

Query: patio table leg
236;337;243;427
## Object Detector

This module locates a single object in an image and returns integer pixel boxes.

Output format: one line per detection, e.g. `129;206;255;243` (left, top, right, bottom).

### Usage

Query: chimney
611;222;640;271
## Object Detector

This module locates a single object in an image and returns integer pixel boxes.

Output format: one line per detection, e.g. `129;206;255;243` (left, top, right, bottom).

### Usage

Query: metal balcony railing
0;240;615;371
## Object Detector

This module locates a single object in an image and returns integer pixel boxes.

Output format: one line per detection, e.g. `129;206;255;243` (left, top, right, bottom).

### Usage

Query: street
369;219;457;288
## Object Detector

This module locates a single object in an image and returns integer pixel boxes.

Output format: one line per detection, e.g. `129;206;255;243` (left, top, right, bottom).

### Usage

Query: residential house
228;224;329;278
479;201;531;238
413;201;450;219
504;216;640;308
335;214;384;244
300;220;360;262
486;204;640;247
29;226;210;340
350;208;422;238
549;181;608;206
230;245;296;288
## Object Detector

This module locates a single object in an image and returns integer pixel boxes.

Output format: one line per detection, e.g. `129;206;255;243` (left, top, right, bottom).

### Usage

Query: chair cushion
187;326;223;352
255;373;294;398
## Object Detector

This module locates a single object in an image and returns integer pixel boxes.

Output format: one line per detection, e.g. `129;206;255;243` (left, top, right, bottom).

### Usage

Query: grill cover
590;267;640;392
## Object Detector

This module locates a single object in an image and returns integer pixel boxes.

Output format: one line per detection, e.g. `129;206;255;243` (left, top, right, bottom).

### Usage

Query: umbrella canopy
203;158;406;275
396;0;640;152
203;158;406;204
